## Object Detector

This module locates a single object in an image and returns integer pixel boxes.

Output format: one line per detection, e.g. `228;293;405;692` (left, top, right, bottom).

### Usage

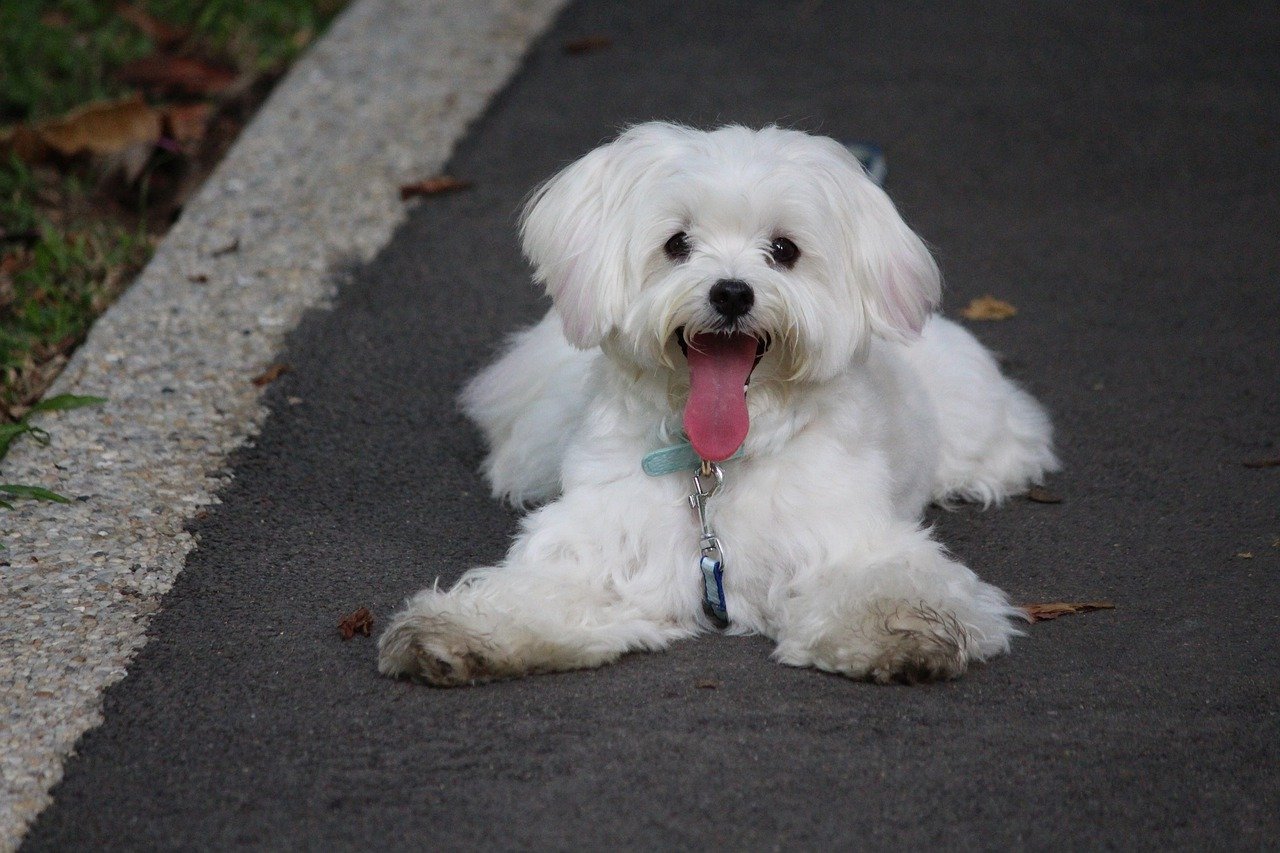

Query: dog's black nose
709;279;754;319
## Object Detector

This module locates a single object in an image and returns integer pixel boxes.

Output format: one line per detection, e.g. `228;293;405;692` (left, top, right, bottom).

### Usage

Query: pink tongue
684;331;758;462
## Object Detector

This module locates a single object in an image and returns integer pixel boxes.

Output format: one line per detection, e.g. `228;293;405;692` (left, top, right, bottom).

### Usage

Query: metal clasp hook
689;461;724;544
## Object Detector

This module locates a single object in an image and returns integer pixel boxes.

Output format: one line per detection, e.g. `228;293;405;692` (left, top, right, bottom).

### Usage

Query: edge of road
0;0;567;846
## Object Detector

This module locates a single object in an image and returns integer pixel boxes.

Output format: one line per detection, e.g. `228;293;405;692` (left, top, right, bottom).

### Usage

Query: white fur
380;123;1059;686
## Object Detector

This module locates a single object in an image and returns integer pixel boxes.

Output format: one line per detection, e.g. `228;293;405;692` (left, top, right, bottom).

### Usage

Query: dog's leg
378;484;695;685
769;520;1024;683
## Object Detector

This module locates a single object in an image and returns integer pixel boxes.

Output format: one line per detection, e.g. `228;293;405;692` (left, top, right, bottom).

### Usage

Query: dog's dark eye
664;231;692;262
769;237;800;268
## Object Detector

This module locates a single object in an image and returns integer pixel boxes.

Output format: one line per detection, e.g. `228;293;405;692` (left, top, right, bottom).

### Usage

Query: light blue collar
641;437;743;477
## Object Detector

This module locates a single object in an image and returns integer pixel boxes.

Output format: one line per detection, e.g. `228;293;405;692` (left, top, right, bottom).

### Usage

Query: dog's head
520;123;940;457
521;123;940;372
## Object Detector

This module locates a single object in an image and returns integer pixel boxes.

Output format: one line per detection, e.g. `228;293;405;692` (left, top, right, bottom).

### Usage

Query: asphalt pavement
23;1;1279;848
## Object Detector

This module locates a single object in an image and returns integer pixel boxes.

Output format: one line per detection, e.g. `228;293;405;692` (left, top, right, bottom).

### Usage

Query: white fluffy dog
379;123;1058;685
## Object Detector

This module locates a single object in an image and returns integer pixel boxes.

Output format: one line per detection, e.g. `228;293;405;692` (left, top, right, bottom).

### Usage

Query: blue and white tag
700;552;729;628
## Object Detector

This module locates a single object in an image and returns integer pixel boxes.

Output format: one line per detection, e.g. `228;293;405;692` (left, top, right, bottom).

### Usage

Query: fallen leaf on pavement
1242;456;1280;469
1022;601;1114;622
1236;552;1254;559
252;363;290;386
399;176;473;200
117;55;237;97
1026;486;1062;504
959;295;1018;321
695;679;720;689
563;35;613;55
339;607;374;639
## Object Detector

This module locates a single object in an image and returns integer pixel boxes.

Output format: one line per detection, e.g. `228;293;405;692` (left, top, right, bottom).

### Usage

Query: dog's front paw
377;608;500;687
863;602;970;684
777;599;1011;684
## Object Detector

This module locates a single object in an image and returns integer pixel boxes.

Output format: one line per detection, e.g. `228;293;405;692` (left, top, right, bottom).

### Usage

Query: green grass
0;2;150;124
0;155;152;414
0;0;346;419
1;0;344;123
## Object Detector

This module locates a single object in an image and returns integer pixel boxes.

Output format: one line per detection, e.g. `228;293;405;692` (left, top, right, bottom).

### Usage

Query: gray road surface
24;1;1280;848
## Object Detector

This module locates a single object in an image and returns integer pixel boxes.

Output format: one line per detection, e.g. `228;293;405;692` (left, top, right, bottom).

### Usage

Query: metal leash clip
690;461;729;629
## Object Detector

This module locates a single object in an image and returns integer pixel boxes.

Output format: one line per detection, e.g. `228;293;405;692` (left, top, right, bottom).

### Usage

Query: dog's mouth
675;327;770;462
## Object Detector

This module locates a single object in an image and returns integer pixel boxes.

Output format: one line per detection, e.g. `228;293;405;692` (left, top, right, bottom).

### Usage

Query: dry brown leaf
1242;456;1280;469
162;102;214;147
251;363;290;387
563;35;613;55
1026;485;1062;504
338;607;374;640
11;96;161;161
115;3;189;46
1236;552;1254;559
1022;601;1114;622
117;55;237;97
959;295;1018;321
399;176;473;200
1;252;30;276
11;126;57;162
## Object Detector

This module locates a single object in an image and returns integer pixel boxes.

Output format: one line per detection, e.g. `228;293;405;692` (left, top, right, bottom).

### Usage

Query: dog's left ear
815;139;941;341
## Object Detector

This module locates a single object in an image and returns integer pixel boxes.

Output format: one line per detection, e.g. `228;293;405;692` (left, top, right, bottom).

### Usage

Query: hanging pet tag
690;462;730;629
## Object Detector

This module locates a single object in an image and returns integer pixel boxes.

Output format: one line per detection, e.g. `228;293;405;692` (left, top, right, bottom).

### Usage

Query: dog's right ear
520;125;677;349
